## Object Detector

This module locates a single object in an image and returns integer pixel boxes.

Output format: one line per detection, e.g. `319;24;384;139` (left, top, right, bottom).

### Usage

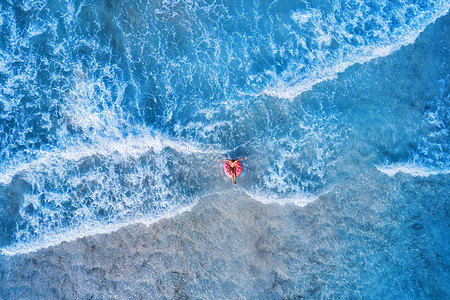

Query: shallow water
0;0;449;298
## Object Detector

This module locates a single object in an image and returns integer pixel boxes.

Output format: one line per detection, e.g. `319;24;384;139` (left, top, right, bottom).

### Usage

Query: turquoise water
0;0;449;297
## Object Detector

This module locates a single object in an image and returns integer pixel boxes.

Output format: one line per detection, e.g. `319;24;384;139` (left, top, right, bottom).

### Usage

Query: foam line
376;163;450;177
263;4;450;99
1;202;197;256
243;189;322;207
0;133;223;185
262;43;403;99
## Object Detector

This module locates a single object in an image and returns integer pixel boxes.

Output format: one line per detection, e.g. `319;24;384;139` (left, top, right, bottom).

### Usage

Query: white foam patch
376;163;450;177
263;42;404;99
0;131;217;185
263;1;450;99
0;203;196;256
241;99;346;198
377;79;449;179
0;128;224;257
21;0;46;12
243;190;321;207
174;120;234;140
291;9;322;26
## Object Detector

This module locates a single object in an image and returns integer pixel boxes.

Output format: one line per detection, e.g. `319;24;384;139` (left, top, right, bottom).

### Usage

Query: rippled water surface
0;0;449;297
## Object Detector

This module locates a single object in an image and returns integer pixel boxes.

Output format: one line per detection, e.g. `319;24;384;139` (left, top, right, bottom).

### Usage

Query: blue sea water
0;0;449;297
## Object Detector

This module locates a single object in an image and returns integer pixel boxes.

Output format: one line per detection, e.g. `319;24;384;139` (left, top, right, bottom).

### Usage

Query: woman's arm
218;157;246;163
235;157;247;162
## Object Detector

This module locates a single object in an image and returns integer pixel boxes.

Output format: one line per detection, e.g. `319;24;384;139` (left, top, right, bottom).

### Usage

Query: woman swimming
219;157;247;184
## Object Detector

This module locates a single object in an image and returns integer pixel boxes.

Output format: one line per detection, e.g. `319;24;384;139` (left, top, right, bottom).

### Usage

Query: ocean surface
0;0;449;298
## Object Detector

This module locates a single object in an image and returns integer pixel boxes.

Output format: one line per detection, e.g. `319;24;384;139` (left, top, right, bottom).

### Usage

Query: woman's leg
231;166;237;184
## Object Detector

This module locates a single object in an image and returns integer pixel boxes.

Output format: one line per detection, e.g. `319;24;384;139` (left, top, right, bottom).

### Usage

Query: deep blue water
0;0;449;296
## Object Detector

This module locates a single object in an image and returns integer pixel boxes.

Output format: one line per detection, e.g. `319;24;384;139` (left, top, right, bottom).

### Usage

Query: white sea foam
376;163;450;177
263;1;450;99
0;132;215;185
240;97;345;198
291;9;322;26
244;190;320;207
0;126;221;257
0;203;196;256
263;42;403;99
377;77;449;179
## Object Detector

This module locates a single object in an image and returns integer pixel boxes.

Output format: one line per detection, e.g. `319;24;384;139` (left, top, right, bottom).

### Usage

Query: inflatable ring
224;160;242;178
